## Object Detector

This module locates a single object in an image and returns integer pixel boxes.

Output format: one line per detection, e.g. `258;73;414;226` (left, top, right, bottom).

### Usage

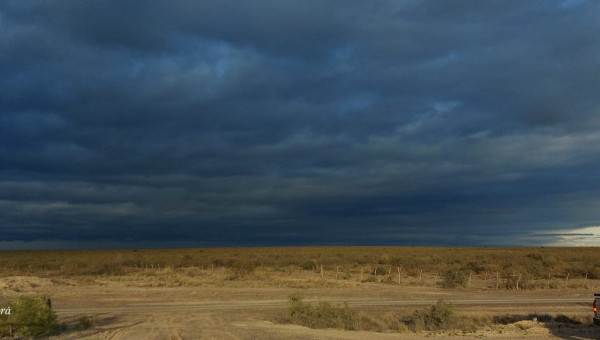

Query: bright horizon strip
533;226;600;246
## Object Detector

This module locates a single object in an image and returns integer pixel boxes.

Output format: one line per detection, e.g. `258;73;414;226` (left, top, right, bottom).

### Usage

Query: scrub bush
406;299;456;332
442;270;467;288
286;293;358;330
0;296;60;337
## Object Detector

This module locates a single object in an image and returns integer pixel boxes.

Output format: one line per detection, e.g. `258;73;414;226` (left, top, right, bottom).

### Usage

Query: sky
1;0;600;249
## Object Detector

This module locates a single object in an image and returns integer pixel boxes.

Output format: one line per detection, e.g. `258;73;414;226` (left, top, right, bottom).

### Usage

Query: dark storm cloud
1;0;600;248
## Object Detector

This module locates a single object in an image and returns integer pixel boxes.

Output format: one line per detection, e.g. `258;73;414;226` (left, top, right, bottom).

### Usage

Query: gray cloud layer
1;0;600;248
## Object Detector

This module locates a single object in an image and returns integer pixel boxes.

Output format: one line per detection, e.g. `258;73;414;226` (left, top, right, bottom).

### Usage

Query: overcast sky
1;0;600;249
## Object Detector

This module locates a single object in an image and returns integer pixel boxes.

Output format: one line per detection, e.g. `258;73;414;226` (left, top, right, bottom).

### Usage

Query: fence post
398;267;401;285
320;265;324;279
361;267;363;282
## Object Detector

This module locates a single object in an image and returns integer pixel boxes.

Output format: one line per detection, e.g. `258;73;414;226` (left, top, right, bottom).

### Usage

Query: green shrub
463;261;486;274
542;256;557;268
75;315;93;330
526;253;543;261
226;261;255;280
442;270;467;288
406;299;456;332
341;266;352;279
286;293;358;330
363;276;377;283
372;266;388;275
0;296;60;337
378;255;390;264
300;260;317;271
357;312;387;332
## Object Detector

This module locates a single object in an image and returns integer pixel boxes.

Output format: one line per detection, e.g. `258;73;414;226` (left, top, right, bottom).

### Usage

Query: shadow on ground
58;314;145;339
494;314;600;340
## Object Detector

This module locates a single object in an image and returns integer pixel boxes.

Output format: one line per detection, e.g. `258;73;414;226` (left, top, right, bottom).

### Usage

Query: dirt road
3;276;598;339
50;287;597;339
54;297;591;314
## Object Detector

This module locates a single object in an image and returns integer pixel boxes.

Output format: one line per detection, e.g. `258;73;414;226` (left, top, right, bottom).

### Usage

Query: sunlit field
2;247;600;339
1;246;599;290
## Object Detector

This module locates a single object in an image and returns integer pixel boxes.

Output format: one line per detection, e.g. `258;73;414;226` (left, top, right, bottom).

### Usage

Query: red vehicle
594;294;600;325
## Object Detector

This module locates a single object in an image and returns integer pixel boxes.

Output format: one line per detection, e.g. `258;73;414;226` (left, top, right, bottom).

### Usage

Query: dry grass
281;296;594;336
1;246;599;290
283;293;359;330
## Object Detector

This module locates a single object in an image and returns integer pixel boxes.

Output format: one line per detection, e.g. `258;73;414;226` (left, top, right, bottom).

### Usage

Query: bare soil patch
0;274;594;339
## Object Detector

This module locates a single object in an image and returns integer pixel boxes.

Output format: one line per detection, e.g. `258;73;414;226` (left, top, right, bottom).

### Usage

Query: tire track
55;297;591;314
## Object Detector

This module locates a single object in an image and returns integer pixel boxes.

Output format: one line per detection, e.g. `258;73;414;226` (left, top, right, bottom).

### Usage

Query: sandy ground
1;275;599;339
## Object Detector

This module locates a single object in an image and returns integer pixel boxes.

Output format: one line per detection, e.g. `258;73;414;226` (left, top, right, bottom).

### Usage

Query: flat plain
1;246;599;339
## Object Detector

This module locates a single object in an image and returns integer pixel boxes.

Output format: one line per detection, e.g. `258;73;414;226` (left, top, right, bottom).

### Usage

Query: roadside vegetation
0;295;62;337
285;292;359;330
283;293;461;332
281;293;593;334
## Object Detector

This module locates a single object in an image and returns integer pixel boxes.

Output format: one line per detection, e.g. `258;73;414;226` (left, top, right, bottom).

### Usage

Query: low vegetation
75;315;95;330
285;293;358;330
0;247;599;290
284;295;484;333
405;299;456;332
0;296;61;337
283;294;593;335
442;269;467;288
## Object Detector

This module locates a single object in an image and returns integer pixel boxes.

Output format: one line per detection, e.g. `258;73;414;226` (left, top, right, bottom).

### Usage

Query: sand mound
485;319;551;337
0;276;53;292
